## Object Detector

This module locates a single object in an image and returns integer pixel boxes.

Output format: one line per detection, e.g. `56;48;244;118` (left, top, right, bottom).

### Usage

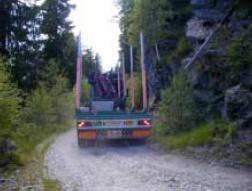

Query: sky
69;0;121;71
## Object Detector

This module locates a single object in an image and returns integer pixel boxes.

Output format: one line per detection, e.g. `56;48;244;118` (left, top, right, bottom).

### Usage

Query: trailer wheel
134;138;147;145
78;138;85;148
78;139;95;147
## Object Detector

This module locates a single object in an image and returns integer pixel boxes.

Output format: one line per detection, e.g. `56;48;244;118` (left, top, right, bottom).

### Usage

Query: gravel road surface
44;129;252;191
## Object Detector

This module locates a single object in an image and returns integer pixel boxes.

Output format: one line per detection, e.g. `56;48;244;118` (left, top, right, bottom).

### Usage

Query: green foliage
226;27;252;69
41;0;77;86
0;0;75;174
153;119;235;149
0;0;77;90
0;58;20;167
0;60;73;170
234;0;252;19
0;59;19;134
167;37;192;64
43;179;62;191
81;78;91;104
82;49;102;77
24;87;55;127
159;126;213;149
128;0;169;45
119;0;191;46
23;61;73;127
157;73;197;134
239;143;252;166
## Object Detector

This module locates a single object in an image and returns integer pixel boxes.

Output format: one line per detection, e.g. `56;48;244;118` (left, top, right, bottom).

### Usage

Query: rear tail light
138;119;152;126
77;121;92;128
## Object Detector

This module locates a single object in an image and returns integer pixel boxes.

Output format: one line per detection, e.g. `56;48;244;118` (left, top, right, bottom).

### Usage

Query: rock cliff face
146;0;251;130
185;0;251;130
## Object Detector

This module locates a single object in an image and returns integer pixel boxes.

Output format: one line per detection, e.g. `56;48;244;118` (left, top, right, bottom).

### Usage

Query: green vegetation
226;26;252;69
82;79;91;104
153;119;235;150
0;0;98;172
153;72;236;153
156;73;197;134
43;179;62;191
0;59;74;171
0;57;73;190
239;143;252;166
118;0;191;74
166;37;192;64
0;59;20;167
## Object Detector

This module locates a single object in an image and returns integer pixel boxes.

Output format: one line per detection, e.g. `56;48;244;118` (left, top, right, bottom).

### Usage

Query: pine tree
41;0;76;85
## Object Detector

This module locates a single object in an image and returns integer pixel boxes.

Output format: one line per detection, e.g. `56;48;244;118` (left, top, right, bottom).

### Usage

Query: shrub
156;72;197;134
0;58;20;168
11;61;73;167
226;27;252;69
167;37;192;63
0;59;20;135
23;60;73;126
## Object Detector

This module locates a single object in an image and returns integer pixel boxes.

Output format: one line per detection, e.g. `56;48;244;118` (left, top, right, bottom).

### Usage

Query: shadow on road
79;139;148;148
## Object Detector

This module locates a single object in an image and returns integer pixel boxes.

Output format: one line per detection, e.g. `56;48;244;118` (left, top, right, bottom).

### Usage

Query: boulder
186;18;214;40
240;69;252;90
225;85;252;128
0;139;16;154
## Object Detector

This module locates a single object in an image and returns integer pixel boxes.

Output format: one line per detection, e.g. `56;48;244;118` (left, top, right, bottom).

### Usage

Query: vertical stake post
122;52;126;97
140;32;148;110
117;64;121;98
75;33;83;110
130;45;135;108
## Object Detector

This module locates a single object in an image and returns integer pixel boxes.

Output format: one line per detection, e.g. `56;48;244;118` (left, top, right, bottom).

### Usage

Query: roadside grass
156;127;213;149
152;119;236;150
236;143;252;166
0;120;74;190
43;179;61;191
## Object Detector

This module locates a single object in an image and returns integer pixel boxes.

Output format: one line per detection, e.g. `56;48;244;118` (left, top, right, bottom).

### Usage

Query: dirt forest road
44;129;252;191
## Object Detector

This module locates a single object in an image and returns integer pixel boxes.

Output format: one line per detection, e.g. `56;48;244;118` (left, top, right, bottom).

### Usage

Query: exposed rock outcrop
186;18;214;40
225;85;252;129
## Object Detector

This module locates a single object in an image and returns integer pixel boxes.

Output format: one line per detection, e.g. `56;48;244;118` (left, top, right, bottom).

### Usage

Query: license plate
106;130;122;139
106;121;122;126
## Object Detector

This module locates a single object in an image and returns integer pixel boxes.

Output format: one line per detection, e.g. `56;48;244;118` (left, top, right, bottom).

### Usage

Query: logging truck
75;34;152;146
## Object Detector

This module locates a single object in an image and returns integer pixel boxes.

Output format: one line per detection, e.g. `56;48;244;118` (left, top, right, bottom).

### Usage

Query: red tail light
138;119;151;126
77;121;92;128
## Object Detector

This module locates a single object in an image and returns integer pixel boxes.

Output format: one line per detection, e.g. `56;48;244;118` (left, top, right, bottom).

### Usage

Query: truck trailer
75;34;152;147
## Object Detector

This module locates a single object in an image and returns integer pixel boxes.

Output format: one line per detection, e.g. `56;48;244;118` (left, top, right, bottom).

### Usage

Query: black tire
78;139;95;147
133;138;147;145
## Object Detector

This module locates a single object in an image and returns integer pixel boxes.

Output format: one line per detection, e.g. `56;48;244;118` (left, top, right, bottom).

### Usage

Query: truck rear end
76;110;152;144
75;34;153;146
